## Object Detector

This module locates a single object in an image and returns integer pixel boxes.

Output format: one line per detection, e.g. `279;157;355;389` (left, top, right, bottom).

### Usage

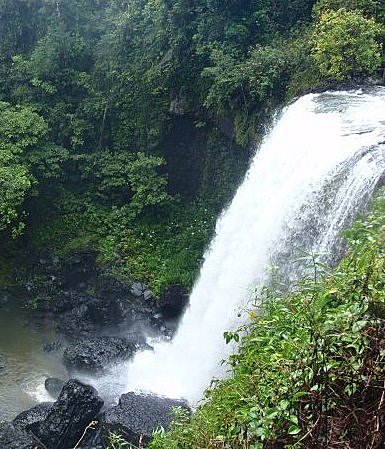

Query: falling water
92;87;385;406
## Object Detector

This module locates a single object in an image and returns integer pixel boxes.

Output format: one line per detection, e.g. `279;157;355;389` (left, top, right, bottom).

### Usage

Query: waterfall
92;87;385;406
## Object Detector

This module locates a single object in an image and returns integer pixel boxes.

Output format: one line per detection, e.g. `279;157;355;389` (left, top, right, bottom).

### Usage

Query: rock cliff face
23;250;188;343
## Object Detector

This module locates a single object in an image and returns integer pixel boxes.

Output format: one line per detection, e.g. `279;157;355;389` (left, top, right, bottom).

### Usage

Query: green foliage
99;202;216;294
79;151;172;213
107;432;134;448
0;102;48;234
311;8;383;81
0;0;45;60
148;193;385;448
27;144;70;181
314;0;385;22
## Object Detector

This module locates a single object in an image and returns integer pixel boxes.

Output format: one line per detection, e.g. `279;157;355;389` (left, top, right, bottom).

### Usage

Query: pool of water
0;294;67;421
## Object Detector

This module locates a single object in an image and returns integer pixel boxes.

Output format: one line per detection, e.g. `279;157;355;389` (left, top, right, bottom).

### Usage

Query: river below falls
0;294;66;421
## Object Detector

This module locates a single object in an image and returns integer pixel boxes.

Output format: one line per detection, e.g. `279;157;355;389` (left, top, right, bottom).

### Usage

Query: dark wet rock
63;252;98;288
130;282;146;297
34;379;103;449
43;339;62;353
143;289;153;301
63;336;139;372
50;290;88;314
100;392;190;447
13;402;53;431
0;422;37;448
19;250;189;345
57;304;94;341
89;274;143;326
76;442;103;449
55;275;151;341
45;378;66;399
131;282;153;301
155;285;189;320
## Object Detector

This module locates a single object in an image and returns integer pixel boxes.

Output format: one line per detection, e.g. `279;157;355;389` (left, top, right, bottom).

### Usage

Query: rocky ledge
1;250;192;448
23;250;189;343
63;335;148;372
18;250;189;386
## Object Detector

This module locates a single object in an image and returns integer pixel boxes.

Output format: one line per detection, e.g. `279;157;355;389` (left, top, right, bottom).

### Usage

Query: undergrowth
145;192;385;448
29;191;217;295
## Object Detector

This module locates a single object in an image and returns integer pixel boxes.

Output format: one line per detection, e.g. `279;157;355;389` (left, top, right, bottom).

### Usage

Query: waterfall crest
98;88;385;405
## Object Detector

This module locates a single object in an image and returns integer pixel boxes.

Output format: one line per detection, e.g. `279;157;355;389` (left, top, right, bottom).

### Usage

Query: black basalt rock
63;336;139;372
44;377;66;399
13;402;53;432
34;379;103;449
0;423;38;449
100;392;190;447
43;339;62;353
155;285;189;320
57;304;94;341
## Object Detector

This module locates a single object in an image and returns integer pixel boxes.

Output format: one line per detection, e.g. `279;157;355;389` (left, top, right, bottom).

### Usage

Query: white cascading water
83;87;385;406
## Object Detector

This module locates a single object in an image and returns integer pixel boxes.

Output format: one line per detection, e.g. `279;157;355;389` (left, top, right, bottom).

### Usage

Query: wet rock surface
34;379;103;449
24;251;187;343
45;377;66;399
154;284;189;319
43;339;62;353
0;354;5;373
2;381;192;449
63;336;140;372
0;423;37;449
13;402;53;431
100;392;191;447
2;251;192;448
1;380;104;449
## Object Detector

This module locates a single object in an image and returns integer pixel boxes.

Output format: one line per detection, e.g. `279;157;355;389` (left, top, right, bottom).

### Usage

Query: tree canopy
312;8;383;80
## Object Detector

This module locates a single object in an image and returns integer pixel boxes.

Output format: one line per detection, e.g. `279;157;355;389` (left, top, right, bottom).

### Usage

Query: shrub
311;8;382;81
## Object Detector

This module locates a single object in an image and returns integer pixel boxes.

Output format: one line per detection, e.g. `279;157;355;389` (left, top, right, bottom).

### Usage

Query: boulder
63;336;138;372
13;402;53;432
130;282;153;301
0;423;37;449
45;377;66;399
130;282;146;297
34;379;103;449
100;392;190;447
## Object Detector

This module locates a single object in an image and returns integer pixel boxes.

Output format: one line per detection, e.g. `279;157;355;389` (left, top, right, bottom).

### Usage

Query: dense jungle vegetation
1;0;385;448
0;0;384;293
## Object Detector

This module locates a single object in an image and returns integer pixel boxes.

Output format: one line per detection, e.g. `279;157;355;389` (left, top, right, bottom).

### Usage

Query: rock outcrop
34;379;103;449
100;392;190;447
63;336;145;372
